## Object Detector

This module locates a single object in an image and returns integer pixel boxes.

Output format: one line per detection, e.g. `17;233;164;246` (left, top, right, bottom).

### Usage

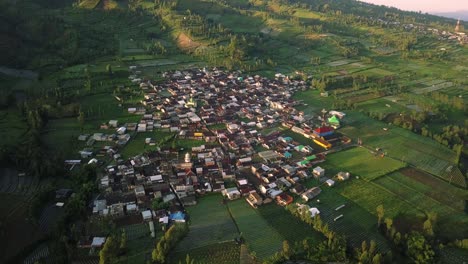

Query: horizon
360;0;468;13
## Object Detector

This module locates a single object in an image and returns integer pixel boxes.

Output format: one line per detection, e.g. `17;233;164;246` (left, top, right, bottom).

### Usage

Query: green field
339;112;463;185
257;203;324;245
324;147;406;181
119;223;158;264
302;183;392;251
227;199;284;260
169;241;240;264
175;195;239;252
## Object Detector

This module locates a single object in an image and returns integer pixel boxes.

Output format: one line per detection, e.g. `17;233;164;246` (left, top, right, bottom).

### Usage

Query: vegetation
0;0;467;262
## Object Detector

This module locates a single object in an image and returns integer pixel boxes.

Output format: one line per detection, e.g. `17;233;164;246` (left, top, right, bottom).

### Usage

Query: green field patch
339;111;458;179
358;98;410;115
119;223;158;264
227;199;283;260
412;82;453;94
303;186;391;251
175;195;239;252
358;67;394;77
169;241;240;264
257;203;324;244
327;59;351;67
334;178;421;219
325;147;406;181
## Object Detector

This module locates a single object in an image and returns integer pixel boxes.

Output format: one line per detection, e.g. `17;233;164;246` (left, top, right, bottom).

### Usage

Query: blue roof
284;152;292;158
169;212;186;220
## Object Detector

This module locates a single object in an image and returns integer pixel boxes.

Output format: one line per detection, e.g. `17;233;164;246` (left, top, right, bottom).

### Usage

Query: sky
360;0;468;13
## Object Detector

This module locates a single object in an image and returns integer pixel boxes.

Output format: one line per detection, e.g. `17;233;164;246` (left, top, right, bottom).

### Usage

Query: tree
376;205;385;227
120;230;127;254
282;240;292;260
99;237;119;264
106;64;113;75
77;109;85;131
406;232;435;264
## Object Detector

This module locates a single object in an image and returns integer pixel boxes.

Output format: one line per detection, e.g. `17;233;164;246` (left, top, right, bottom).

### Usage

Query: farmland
338;111;465;186
1;0;467;262
174;195;238;253
257;204;324;245
324;147;406;181
302;186;392;251
227;199;284;260
169;241;241;264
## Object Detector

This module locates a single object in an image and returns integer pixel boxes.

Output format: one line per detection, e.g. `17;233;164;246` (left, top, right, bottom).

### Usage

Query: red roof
314;126;334;134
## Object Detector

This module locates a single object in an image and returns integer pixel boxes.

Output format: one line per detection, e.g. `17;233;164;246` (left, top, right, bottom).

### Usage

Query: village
66;67;355;254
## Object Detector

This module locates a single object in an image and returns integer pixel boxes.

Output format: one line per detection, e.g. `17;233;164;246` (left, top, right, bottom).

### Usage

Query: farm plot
334;178;421;219
327;59;351;67
339;111;459;182
305;187;391;251
389;168;467;211
169;241;240;264
175;195;239;252
324;147;406;181
358;98;410;115
412;81;453;94
257;203;324;244
374;175;456;215
120;223;157;264
227;199;284;260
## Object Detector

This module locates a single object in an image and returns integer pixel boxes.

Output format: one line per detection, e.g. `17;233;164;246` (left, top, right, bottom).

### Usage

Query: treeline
1;0;162;71
376;205;438;263
263;203;399;263
152;223;189;263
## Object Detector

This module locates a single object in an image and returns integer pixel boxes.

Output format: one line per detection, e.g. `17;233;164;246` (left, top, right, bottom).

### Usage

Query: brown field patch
177;33;201;52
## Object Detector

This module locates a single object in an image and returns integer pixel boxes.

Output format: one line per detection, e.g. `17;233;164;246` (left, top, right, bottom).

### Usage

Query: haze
360;0;468;13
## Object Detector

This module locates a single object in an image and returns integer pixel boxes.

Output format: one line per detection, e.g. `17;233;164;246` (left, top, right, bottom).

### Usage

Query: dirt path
240;244;258;264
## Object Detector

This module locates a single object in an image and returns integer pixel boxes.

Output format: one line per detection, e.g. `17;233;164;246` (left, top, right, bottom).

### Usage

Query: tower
455;19;461;32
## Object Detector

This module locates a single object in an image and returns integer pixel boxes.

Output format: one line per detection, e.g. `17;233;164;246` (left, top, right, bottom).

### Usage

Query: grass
169;241;240;264
227;199;284;260
324;147;406;181
175;195;239;252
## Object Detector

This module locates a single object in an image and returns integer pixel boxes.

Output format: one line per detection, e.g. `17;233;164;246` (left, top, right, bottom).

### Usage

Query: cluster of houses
71;68;353;256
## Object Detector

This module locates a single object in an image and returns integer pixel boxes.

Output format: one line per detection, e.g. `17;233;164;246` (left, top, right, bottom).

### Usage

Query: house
325;179;335;187
309;207;320;218
291;183;305;194
142;210;153;221
169;211;186;222
301;187;322;202
337;172;350;181
313;166;325;178
276;193;293;206
313;126;334;137
328;115;340;128
222;187;241;200
246;191;263;207
266;188;283;199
